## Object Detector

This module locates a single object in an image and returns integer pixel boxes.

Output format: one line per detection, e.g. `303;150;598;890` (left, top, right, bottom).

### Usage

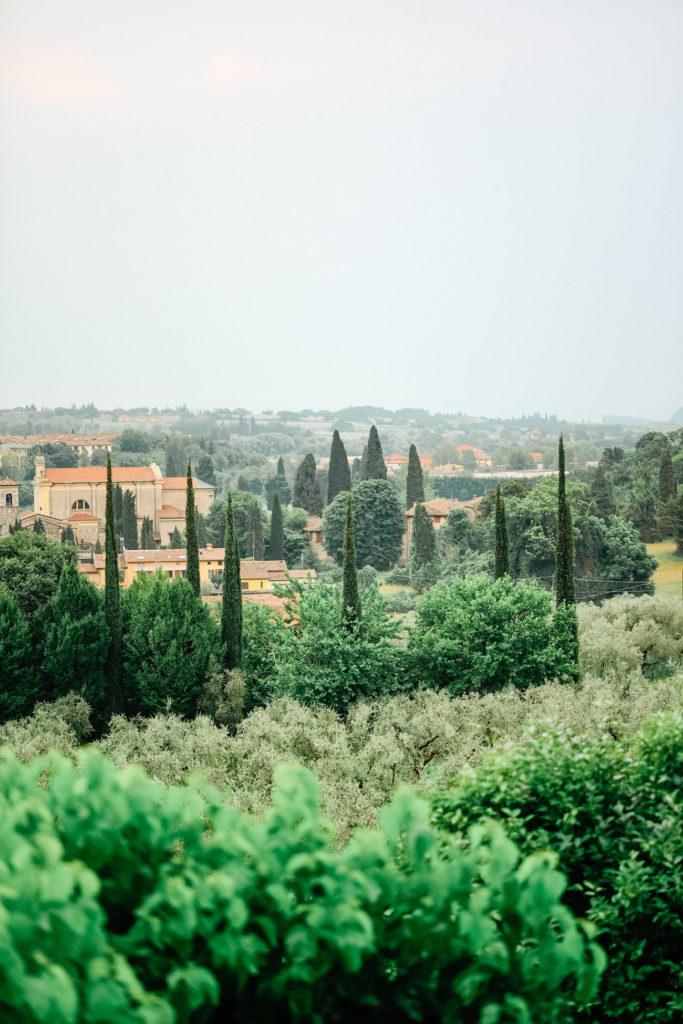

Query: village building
0;433;116;466
0;478;20;534
454;444;492;468
303;515;330;560
402;496;482;561
32;457;214;546
77;548;316;598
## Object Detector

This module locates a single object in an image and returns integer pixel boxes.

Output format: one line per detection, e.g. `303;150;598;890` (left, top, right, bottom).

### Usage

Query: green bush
408;576;574;694
432;712;683;1023
0;754;603;1023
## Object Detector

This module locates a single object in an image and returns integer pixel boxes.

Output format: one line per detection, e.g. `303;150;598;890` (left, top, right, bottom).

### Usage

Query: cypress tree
61;524;76;545
221;494;243;669
113;484;124;538
406;444;425;509
590;464;615;520
196;511;208;547
33;518;45;535
555;435;579;680
362;425;387;480
493;486;509;578
140;516;155;549
247;501;265;558
676;493;683;555
185;460;201;596
555;436;576;605
659;442;676;502
293;454;323;514
169;526;183;547
277;456;286;477
122;489;138;549
328;430;352;504
104;455;122;718
410;502;438;569
269;492;285;560
341;493;360;628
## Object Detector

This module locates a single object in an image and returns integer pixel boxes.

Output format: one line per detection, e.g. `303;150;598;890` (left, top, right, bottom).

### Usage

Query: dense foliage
0;754;603;1023
432;712;683;1023
323;480;404;569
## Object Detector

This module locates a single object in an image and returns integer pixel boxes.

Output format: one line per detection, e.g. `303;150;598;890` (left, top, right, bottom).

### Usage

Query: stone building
32;457;214;546
0;478;20;535
402;496;482;561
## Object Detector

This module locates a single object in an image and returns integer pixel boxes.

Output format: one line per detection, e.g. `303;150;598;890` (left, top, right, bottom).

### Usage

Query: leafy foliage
409;576;575;695
432;712;683;1023
324;480;404;569
0;530;76;617
0;755;603;1022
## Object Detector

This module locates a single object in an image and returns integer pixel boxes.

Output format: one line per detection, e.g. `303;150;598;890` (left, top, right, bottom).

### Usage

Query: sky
1;1;682;422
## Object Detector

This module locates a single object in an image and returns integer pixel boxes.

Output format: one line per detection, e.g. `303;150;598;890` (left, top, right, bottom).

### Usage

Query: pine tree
293;454;323;514
269;492;285;560
185;460;201;596
556;436;576;605
327;430;352;504
122;489;138;549
406;444;425;509
140;516;155;549
659;442;676;502
112;484;123;540
33;518;45;535
493;486;509;578
341;493;360;628
362;425;387;480
590;464;615;520
61;524;76;545
221;494;243;669
104;455;122;718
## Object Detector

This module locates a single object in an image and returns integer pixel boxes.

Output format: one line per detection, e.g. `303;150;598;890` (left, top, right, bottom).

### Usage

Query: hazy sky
1;1;682;420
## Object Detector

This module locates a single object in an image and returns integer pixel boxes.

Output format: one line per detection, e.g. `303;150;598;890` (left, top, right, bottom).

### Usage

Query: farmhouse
402;497;481;560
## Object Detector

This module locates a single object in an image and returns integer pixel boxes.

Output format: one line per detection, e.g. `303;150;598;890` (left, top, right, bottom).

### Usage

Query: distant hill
670;407;683;425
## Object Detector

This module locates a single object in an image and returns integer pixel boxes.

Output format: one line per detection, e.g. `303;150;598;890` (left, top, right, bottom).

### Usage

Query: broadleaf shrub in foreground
432;711;683;1023
0;755;603;1023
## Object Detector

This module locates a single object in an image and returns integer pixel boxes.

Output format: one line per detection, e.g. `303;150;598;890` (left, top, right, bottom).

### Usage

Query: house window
4;493;12;507
241;581;248;591
71;499;90;510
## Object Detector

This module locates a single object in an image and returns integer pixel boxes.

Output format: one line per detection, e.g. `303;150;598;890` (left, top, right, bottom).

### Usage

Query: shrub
578;593;683;680
323;480;404;569
408;576;574;694
0;755;603;1022
432;712;683;1023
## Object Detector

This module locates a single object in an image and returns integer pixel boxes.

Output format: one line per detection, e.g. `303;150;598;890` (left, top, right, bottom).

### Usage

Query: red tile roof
68;511;99;521
162;476;213;489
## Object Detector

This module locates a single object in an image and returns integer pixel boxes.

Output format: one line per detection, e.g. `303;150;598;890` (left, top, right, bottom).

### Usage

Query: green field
648;540;683;599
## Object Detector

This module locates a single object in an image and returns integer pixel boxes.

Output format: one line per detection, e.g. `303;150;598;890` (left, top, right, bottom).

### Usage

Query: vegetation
324;480;404;569
362;424;387;480
327;429;351;504
221;494;243;670
104;455;122;719
341;494;360;627
405;443;424;509
184;460;201;596
493;485;509;578
0;756;602;1023
293;453;323;514
268;491;285;560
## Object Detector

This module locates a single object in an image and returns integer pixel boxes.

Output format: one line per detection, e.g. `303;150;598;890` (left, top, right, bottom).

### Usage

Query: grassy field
648;540;683;600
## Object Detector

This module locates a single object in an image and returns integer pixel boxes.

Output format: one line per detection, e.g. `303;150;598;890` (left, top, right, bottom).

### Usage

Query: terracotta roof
288;568;318;581
68;511;99;521
386;454;408;463
158;505;184;519
303;516;324;532
240;559;288;580
44;466;155;483
162;476;213;489
242;592;288;613
125;549;187;563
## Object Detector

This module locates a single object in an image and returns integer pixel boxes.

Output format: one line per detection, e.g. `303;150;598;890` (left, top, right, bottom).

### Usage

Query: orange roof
69;511;99;521
242;592;288;614
405;496;482;518
162;476;212;489
419;455;433;469
386;454;408;463
158;505;184;519
44;466;155;483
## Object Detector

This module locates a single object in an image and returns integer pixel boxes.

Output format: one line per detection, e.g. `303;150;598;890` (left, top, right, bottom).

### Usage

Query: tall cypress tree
122;490;138;549
61;524;76;545
293;454;323;514
113;484;124;538
185;460;201;596
410;503;437;569
406;444;425;509
328;430;352;504
556;436;576;606
341;493;360;628
140;516;155;549
363;425;387;480
269;492;285;560
676;493;683;555
104;455;122;718
33;518;45;535
494;486;510;578
659;442;676;502
221;494;243;668
277;456;286;477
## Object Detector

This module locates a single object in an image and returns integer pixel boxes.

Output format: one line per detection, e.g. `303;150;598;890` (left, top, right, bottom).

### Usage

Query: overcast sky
1;1;681;421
